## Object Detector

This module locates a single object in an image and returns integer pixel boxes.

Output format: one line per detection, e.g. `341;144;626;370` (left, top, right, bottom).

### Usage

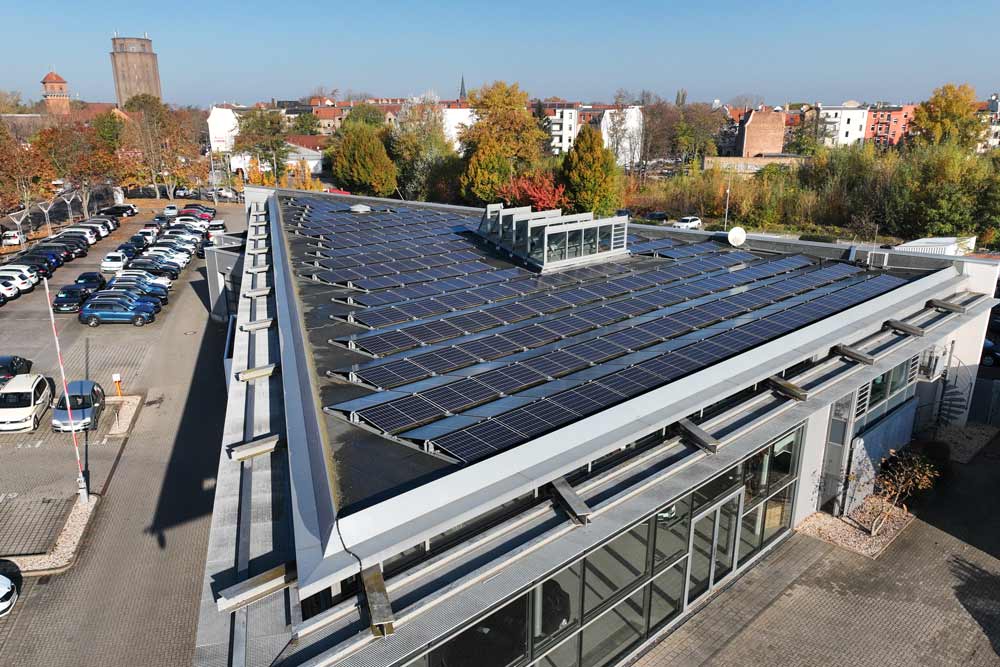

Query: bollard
112;372;123;397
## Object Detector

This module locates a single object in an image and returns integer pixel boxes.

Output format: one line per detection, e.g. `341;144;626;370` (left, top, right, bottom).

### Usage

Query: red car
179;208;212;221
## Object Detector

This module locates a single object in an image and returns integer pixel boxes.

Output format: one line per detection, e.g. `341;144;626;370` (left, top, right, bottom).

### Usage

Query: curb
0;495;102;578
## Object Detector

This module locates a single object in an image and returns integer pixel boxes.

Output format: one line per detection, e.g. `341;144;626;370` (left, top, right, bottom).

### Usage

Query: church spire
459;75;467;101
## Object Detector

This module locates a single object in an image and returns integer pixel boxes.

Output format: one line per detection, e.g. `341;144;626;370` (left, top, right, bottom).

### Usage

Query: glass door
685;489;743;607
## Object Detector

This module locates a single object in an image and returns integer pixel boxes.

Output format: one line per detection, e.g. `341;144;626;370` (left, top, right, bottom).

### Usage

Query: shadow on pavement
189;266;211;314
913;436;1000;560
949;555;1000;659
144;320;227;548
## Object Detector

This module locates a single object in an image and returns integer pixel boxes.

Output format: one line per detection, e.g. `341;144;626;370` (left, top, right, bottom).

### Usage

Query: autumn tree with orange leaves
35;124;117;215
0;122;54;214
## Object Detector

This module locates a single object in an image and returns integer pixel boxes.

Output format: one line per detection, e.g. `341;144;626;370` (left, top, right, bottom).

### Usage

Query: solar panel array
279;195;913;467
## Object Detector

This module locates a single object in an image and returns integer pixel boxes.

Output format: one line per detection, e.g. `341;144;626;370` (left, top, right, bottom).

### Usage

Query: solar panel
412;347;479;374
355;329;421;356
354;359;430;388
422;378;497;412
521;350;589;377
357;395;442;433
433;430;496;463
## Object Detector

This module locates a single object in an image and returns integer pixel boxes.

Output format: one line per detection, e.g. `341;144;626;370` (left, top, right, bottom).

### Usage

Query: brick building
109;34;162;107
40;71;70;116
864;103;916;146
735;109;786;157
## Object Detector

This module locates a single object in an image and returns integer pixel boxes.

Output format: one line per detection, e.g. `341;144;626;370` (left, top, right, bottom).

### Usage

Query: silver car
51;380;106;432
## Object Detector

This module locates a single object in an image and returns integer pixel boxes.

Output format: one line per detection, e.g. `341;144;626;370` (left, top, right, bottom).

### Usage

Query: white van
0;374;52;432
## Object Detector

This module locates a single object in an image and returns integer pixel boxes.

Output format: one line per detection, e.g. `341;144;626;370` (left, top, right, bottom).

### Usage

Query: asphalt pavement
0;205;242;666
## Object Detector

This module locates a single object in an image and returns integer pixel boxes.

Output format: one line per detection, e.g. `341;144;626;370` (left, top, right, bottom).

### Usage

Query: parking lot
0;201;243;666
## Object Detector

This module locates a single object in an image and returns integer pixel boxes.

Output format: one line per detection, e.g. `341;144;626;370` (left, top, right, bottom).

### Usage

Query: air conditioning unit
919;346;947;381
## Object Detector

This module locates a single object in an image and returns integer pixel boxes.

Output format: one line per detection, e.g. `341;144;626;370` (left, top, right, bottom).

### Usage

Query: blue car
78;298;155;327
108;278;168;304
89;290;162;313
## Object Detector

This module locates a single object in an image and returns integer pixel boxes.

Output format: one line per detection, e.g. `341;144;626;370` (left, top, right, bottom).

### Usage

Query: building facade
818;102;869;147
109;35;162;107
207;106;243;153
547;105;581;154
735;109;786;157
864;103;916;147
978;94;1000;153
40;71;70;116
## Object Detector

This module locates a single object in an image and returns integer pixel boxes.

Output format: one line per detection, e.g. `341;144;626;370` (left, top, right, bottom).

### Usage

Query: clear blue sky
1;0;995;108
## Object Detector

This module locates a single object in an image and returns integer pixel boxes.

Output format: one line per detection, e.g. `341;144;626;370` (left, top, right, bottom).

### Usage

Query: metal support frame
360;565;395;637
216;563;297;613
240;318;274;333
227;434;282;461
247;247;270;256
927;299;966;314
678;418;720;454
550;477;592;525
884;319;926;337
242;286;272;298
235;363;279;383
832;344;875;365
766;375;809;401
246;265;271;274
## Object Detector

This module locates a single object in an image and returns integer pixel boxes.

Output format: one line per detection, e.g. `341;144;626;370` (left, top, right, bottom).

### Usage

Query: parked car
982;339;1000;367
74;272;107;291
109;277;168;304
647;211;669;221
0;266;38;286
51;380;106;432
0;373;52;432
0;281;19;299
128;259;179;281
91;289;162;312
163;204;178;217
0;356;33;385
88;216;119;231
2;265;41;282
197;239;214;258
0;574;17;618
61;227;98;244
143;247;189;267
35;245;74;262
78;298;155;327
673;216;703;230
18;255;56;274
51;285;93;313
174;187;192;197
118;269;172;290
115;244;138;260
129;234;150;249
26;249;63;268
98;204;138;217
1;230;25;246
0;270;34;293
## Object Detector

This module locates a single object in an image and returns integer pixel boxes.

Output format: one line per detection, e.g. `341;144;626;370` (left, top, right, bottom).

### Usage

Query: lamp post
723;171;732;231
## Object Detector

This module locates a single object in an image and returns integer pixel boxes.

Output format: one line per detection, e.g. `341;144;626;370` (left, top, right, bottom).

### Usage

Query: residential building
228;141;323;178
977;94;1000;153
442;102;476;151
197;186;997;667
538;102;582;154
593;104;644;166
207;105;245;153
109;34;162;107
41;71;70;116
865;103;916;147
314;106;344;135
735;109;786;157
817;102;869;147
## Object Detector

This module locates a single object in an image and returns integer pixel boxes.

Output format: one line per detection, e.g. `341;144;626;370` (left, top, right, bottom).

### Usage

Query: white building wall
208;106;240;153
442;108;477;152
819;106;869;147
548;108;580;154
598;106;644;165
793;405;833;527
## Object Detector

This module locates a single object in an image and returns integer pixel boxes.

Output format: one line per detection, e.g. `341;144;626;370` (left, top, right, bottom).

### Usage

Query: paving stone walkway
633;436;1000;667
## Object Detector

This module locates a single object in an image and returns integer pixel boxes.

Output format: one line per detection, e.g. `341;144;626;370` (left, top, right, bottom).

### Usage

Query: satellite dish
727;226;747;247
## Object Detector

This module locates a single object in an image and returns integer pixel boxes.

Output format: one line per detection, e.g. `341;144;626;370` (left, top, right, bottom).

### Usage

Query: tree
605;89;633;169
911;83;984;151
330;122;397;196
727;93;765;110
388;95;454;200
344;103;385;127
459;81;548;203
498;170;569;210
34;124;116;214
870;449;938;535
92;110;125;151
561;124;623;216
121;95;173;199
234;109;290;180
290;112;321;135
0;123;54;214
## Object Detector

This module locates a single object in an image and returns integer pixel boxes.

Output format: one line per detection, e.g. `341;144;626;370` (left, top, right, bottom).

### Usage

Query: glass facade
407;426;804;667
